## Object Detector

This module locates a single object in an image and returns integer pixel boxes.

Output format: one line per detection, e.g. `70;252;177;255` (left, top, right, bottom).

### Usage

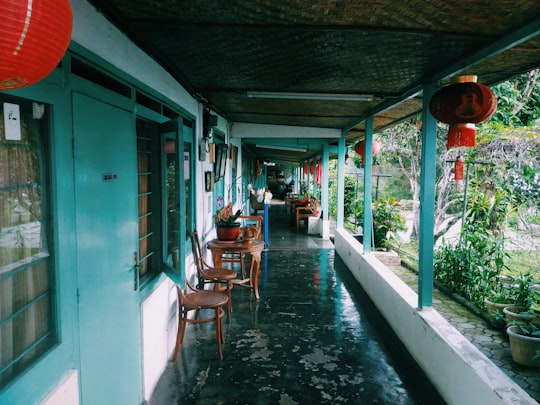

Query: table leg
250;251;261;300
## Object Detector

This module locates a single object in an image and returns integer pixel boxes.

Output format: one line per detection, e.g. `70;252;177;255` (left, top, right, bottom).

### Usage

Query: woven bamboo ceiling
88;0;540;164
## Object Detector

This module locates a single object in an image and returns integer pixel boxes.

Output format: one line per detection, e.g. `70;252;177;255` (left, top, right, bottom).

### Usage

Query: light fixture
256;144;307;152
247;91;373;102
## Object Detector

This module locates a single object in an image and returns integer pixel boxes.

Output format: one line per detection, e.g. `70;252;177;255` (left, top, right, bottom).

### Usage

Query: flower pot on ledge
216;223;241;241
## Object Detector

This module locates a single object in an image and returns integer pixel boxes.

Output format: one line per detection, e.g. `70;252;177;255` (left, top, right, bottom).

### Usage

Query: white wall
334;229;537;405
141;278;178;401
40;371;79;405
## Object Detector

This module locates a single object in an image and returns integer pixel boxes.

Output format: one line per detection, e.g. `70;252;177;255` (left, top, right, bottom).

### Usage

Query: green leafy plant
215;207;242;226
355;197;407;249
510;314;540;338
434;225;510;310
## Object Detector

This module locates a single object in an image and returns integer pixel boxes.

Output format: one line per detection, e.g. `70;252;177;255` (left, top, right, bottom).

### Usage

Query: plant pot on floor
503;306;540;325
506;325;540;367
485;298;513;329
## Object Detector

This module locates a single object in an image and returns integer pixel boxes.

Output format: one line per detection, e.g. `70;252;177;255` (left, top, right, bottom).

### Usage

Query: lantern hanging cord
14;0;33;56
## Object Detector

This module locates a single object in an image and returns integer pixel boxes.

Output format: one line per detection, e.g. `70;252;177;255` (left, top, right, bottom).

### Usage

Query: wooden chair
290;195;310;221
190;231;237;320
172;281;228;361
295;197;319;228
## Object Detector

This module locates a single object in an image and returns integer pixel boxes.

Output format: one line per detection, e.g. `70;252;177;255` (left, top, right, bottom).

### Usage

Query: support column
336;135;346;228
418;82;437;309
362;116;374;254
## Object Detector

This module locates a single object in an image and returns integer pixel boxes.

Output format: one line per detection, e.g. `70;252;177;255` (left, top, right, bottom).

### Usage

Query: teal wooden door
73;93;142;404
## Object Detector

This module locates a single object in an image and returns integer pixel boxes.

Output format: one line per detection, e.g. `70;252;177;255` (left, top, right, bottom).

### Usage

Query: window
136;119;162;278
0;95;55;388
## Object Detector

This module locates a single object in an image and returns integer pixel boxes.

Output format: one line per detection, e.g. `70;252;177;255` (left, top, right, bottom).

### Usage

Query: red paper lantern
0;0;73;90
310;162;314;176
354;139;381;165
429;76;497;148
454;156;464;181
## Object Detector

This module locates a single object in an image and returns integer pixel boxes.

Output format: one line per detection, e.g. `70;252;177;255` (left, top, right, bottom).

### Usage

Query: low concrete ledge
334;228;536;405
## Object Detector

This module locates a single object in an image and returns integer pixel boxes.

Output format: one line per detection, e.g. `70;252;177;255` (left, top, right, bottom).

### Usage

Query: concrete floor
148;203;445;404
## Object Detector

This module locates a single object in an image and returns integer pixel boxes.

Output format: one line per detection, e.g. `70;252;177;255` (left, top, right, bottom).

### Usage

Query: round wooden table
207;239;265;300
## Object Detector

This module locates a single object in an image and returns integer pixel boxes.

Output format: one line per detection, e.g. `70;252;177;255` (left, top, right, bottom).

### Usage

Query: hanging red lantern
429;76;497;148
454;156;464;181
304;163;308;174
315;160;322;186
354;139;381;165
0;0;73;90
310;162;314;176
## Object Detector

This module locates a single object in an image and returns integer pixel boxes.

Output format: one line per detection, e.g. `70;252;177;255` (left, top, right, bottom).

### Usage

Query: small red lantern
429;76;497;148
354;139;381;165
454;156;464;181
0;0;73;90
310;162;314;176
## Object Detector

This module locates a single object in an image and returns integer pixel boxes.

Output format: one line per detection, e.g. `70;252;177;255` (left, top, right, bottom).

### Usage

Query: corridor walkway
148;202;444;404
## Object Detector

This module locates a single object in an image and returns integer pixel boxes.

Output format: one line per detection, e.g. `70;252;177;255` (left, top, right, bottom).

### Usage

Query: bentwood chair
190;231;237;320
172;280;228;361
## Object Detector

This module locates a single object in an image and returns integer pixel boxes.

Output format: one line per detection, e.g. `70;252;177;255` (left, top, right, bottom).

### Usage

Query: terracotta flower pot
216;223;241;241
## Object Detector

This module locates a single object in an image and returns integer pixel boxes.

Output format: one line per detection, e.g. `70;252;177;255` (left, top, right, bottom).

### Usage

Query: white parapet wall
334;228;537;405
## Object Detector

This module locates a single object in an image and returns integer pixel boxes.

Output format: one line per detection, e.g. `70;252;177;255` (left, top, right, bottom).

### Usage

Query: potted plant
506;313;540;367
504;287;539;325
215;204;242;241
484;280;516;329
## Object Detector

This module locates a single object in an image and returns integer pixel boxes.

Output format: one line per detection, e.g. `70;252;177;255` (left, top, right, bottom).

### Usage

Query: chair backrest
190;231;210;289
238;215;263;239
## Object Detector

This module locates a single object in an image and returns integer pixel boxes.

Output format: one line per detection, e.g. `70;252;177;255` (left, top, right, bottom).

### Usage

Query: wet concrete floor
148;203;445;404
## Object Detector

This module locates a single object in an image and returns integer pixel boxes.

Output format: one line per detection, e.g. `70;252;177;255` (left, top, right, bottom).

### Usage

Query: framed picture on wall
214;144;228;180
205;171;214;191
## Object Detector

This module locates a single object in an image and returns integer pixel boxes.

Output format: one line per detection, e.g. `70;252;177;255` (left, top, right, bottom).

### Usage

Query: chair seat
183;290;228;309
205;269;237;281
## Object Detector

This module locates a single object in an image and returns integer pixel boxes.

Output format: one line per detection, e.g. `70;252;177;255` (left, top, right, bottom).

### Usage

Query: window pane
0;95;54;389
137;120;161;277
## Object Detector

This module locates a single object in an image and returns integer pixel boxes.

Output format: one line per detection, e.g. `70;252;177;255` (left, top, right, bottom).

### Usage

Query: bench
295;198;319;228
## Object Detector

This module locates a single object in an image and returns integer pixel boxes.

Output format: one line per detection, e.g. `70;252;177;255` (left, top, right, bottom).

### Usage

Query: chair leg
172;309;187;361
226;280;232;322
215;307;223;360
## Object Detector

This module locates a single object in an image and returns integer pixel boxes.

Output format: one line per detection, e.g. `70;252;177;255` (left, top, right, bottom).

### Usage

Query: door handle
133;252;139;291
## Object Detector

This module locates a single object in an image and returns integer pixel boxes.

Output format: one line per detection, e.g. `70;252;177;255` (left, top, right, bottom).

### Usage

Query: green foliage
490;72;540;127
434;227;509;309
355;197;407;248
343;175;357;220
511;313;540;338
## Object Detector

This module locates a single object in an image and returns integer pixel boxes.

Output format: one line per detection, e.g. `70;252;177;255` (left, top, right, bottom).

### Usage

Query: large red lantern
354;139;381;165
0;0;73;90
429;76;497;148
